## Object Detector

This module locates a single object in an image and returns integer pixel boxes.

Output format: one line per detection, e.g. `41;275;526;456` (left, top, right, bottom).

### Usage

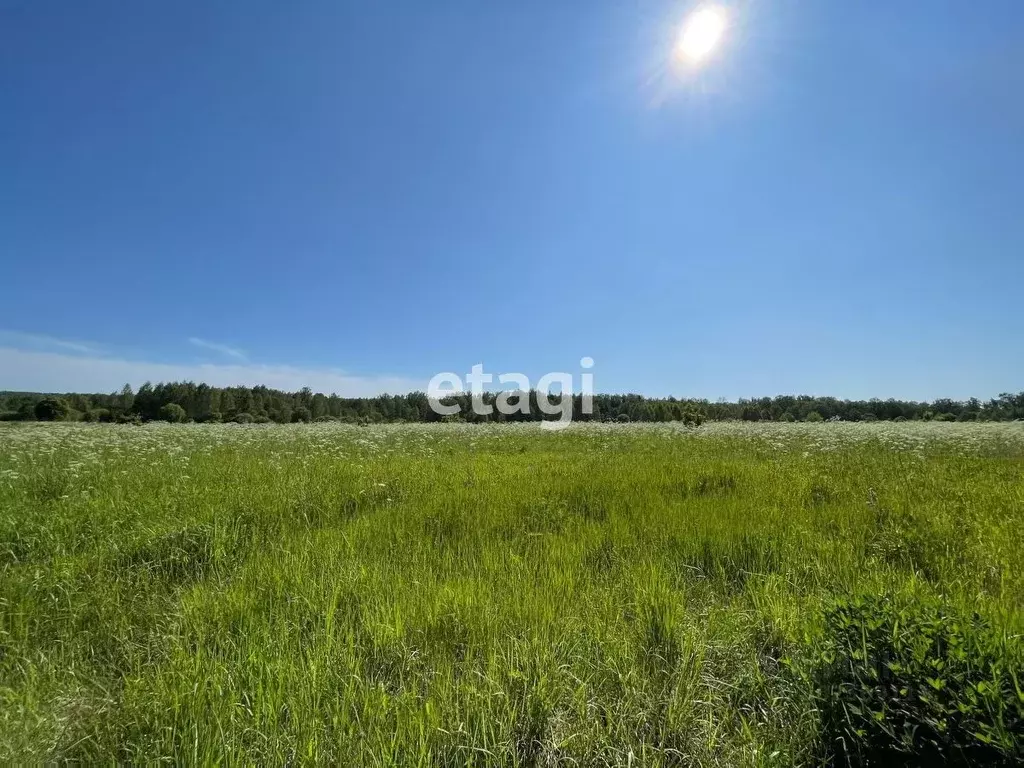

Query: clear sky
2;0;1022;400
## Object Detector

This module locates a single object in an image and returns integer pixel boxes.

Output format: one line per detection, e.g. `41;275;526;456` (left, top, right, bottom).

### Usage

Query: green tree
311;393;330;420
681;407;705;427
159;403;188;423
34;397;70;421
119;383;135;413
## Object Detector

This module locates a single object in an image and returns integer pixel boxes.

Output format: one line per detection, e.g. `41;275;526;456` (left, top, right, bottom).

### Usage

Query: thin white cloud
188;337;247;360
0;329;97;355
0;347;426;396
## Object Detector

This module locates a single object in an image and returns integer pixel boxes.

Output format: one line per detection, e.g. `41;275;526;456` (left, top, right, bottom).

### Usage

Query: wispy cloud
0;347;426;397
0;329;98;355
188;337;247;360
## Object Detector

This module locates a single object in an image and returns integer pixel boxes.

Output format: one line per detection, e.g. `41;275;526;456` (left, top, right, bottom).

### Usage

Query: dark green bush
807;593;1023;766
159;403;188;423
681;408;705;427
34;397;70;421
231;413;254;424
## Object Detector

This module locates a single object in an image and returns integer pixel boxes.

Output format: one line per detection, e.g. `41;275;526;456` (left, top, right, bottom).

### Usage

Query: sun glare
676;6;727;63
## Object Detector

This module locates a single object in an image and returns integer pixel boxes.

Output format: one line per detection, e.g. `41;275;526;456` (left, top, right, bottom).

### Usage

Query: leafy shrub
806;593;1023;766
77;408;104;422
253;415;271;424
199;411;222;423
681;408;705;427
34;397;70;421
805;411;824;423
231;413;254;424
159;403;188;423
292;406;312;423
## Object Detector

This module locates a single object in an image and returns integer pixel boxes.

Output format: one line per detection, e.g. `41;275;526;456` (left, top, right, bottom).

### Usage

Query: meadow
1;421;1022;765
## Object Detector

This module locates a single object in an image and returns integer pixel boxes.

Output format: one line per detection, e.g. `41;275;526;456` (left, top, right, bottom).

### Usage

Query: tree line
1;383;1022;424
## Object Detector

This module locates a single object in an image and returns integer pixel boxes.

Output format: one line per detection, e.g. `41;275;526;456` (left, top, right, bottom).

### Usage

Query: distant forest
2;383;1023;425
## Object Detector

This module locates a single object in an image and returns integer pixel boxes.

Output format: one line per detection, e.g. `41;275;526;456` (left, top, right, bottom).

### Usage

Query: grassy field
1;422;1022;765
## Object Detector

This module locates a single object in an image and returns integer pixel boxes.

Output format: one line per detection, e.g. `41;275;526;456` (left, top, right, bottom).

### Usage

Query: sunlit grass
1;422;1022;764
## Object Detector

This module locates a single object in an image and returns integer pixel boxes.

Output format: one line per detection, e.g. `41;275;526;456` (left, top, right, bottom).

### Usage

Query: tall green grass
1;422;1022;764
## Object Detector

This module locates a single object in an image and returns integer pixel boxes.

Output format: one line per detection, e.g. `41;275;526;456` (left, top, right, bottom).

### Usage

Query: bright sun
676;6;727;63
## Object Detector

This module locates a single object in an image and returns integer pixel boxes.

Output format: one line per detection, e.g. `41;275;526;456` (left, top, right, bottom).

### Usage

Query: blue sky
2;0;1022;400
